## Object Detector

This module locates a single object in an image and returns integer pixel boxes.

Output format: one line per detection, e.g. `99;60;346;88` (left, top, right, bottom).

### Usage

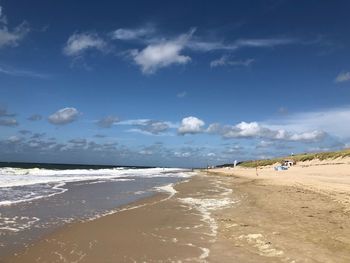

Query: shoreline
3;174;233;262
3;161;350;262
0;169;188;259
0;179;183;260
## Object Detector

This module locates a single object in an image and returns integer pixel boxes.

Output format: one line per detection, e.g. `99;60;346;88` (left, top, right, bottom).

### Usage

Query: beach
2;1;349;262
0;167;191;260
3;175;236;262
2;158;350;262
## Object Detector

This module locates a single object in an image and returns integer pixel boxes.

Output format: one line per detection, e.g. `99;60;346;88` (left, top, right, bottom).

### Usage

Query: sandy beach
3;158;350;262
3;1;350;262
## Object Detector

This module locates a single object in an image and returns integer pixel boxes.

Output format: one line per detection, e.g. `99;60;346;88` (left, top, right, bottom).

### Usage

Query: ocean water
0;166;192;258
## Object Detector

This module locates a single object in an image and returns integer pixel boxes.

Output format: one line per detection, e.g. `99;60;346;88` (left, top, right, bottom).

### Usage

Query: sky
0;0;350;167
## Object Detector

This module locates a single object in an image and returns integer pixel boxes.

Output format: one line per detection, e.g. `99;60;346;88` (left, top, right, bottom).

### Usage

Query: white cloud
174;151;191;158
63;33;107;56
209;106;350;143
235;38;296;48
177;91;187;98
0;23;29;48
124;29;295;73
256;140;274;148
264;106;350;139
138;143;165;156
96;116;119;128
210;55;254;68
111;24;296;53
210;55;229;67
187;37;297;52
0;106;15;117
61;25;304;74
119;119;172;135
68;138;87;146
289;130;325;141
130;29;194;74
223;145;243;154
0;118;18;126
216;122;270;139
235;122;262;137
206;123;221;133
210;121;325;142
48;107;79;125
28;114;42;121
118;119;150;125
307;146;332;153
278;107;289;115
113;107;344;142
178;116;205;135
110;26;155;40
186;40;236;52
6;135;22;143
140;120;169;134
335;71;350;83
0;6;8;24
0;5;29;48
139;149;153;155
0;66;49;78
118;119;178;136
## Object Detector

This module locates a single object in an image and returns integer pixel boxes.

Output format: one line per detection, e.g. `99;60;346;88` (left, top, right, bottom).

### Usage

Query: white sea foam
238;233;284;257
154;183;177;198
0;215;40;232
178;182;236;261
0;167;192;207
134;190;146;195
78;178;135;185
199;247;210;260
179;197;234;238
0;182;68;206
0;167;190;188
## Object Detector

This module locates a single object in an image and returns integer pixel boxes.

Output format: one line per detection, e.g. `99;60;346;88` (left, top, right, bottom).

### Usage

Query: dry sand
3;158;350;262
211;157;350;211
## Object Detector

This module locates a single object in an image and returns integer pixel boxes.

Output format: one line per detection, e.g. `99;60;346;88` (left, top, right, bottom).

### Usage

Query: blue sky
1;0;350;167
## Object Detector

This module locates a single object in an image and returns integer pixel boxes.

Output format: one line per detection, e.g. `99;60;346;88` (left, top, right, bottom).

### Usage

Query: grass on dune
236;149;350;168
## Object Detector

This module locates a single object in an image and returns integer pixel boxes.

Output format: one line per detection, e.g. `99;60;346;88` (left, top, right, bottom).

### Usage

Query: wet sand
2;176;234;262
3;162;350;262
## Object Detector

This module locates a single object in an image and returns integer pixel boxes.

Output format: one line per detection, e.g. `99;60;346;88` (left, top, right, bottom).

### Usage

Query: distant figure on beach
233;160;237;168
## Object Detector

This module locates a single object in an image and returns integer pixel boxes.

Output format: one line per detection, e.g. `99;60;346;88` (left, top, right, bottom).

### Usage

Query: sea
0;163;193;258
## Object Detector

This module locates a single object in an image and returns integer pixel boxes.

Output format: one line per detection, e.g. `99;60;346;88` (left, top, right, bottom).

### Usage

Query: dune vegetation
234;149;350;168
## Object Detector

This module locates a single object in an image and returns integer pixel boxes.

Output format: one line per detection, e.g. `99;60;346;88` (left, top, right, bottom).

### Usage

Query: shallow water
0;167;192;258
